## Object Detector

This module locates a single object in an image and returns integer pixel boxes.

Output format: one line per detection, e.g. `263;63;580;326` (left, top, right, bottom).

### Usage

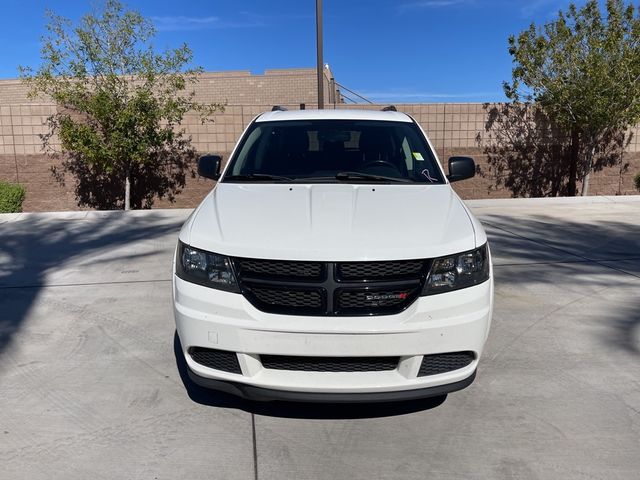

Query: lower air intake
417;351;475;377
189;347;242;374
261;355;399;372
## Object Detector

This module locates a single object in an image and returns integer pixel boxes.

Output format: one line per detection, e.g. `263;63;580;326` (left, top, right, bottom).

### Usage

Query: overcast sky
0;0;594;102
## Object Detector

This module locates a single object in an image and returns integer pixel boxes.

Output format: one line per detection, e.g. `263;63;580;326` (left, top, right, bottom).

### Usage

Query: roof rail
272;105;288;112
381;105;397;112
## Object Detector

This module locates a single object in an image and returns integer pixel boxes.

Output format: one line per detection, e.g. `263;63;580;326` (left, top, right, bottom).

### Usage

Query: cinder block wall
0;68;340;106
1;70;639;211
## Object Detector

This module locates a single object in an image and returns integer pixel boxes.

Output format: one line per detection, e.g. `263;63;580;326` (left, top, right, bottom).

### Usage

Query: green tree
504;0;640;196
479;102;630;197
20;0;221;210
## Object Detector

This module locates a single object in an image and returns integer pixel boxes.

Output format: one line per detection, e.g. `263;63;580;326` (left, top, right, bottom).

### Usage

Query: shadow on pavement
481;214;640;355
0;212;184;356
609;302;640;355
173;332;447;419
481;214;640;272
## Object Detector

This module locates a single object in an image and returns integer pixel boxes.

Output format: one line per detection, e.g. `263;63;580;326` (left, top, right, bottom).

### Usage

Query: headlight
422;244;490;295
175;241;240;292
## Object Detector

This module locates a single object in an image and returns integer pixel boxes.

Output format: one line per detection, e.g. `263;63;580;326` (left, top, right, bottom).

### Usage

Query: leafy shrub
635;172;640;192
0;181;26;213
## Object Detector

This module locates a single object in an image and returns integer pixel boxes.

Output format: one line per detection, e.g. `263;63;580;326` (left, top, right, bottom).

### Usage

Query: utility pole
316;0;324;109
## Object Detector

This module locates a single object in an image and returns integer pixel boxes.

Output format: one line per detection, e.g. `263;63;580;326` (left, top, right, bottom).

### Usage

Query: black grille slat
337;287;419;309
249;286;323;309
233;257;429;316
417;351;475;377
190;347;242;374
337;260;426;281
235;258;325;281
261;355;399;372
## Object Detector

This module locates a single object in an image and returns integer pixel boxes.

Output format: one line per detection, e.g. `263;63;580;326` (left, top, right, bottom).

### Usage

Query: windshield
222;120;445;184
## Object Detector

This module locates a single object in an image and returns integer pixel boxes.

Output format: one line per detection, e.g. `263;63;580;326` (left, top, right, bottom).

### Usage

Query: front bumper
173;274;492;400
187;368;476;402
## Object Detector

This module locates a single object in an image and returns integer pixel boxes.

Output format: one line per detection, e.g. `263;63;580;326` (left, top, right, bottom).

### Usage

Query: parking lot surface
1;196;639;480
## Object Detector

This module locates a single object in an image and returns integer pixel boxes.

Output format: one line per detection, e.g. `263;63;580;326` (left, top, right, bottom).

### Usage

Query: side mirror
447;156;475;183
197;154;222;180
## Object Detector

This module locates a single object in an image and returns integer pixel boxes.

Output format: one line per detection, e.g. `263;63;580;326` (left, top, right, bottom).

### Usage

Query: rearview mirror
447;156;475;183
197;155;222;180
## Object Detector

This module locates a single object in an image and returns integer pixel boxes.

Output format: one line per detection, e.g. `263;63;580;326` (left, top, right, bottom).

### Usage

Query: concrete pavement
0;197;639;479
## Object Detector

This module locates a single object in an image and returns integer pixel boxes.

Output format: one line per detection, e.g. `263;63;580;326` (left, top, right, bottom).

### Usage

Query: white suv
173;108;493;402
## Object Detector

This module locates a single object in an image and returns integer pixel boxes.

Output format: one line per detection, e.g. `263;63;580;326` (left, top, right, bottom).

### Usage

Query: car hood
185;183;478;261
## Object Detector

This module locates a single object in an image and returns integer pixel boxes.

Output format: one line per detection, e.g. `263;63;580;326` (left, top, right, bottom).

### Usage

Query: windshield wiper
224;173;294;182
334;172;413;183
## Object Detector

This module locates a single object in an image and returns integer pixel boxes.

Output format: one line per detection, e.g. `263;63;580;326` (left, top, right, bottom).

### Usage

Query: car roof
256;108;413;123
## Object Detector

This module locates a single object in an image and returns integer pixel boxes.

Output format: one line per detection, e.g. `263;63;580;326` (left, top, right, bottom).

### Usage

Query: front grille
246;285;325;315
232;257;430;317
261;355;399;372
189;347;242;374
336;286;421;315
337;260;425;281
234;258;325;281
417;351;475;377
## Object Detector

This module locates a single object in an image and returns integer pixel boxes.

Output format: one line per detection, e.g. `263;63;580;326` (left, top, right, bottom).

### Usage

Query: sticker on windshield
412;152;424;161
